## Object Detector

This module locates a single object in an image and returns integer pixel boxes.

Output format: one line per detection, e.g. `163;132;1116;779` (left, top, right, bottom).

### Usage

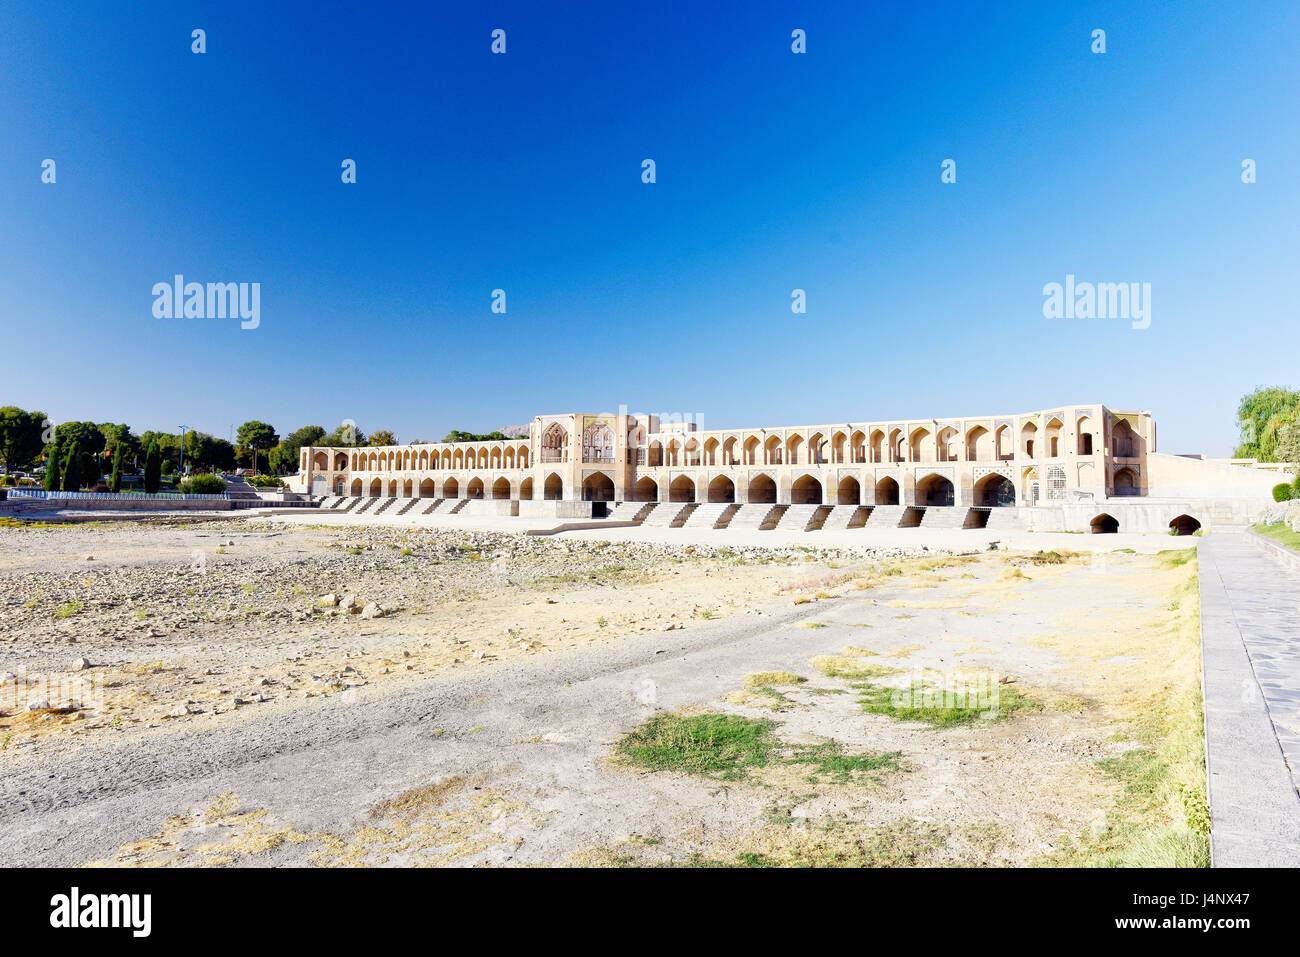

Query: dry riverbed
0;518;1206;868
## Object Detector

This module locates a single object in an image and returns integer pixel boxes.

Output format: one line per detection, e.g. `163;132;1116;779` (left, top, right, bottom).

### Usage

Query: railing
8;489;229;501
539;451;567;463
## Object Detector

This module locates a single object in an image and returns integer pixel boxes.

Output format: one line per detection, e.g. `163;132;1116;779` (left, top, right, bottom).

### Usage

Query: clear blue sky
2;0;1296;455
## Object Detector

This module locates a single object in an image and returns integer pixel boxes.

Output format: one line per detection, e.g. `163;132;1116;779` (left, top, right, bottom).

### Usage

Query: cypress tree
143;442;162;494
61;442;82;492
81;451;100;488
44;446;60;491
110;445;124;493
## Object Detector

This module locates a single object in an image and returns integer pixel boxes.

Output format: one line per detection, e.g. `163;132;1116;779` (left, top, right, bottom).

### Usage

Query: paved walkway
1198;529;1300;866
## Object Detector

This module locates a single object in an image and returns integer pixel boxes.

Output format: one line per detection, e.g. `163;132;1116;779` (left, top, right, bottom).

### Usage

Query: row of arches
343;445;532;472
620;472;1015;506
337;467;1034;507
641;416;1109;468
349;473;568;501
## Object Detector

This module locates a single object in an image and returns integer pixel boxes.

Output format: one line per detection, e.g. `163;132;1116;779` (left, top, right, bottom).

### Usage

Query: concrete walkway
1198;529;1300;866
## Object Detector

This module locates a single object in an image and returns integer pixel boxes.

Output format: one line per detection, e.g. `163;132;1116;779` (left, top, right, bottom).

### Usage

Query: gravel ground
0;517;1197;867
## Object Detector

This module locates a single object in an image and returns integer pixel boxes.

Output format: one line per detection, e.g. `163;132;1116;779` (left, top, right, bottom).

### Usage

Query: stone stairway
726;504;776;530
447;498;471;514
221;477;263;510
984;507;1030;531
607;502;657;524
641;502;694;527
395;497;423;515
920;505;966;529
822;505;870;530
373;497;399;515
778;504;832;531
354;497;379;514
682;503;740;529
341;497;363;512
865;505;906;528
420;498;445;515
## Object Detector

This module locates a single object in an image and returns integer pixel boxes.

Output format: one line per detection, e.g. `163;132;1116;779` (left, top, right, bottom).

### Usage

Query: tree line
0;406;407;493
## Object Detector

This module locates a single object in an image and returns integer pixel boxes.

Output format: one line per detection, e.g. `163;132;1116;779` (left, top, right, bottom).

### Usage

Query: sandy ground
0;516;1202;867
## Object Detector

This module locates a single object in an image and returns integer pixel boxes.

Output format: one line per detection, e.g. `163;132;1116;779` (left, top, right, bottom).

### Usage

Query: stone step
395;497;423;515
822;505;870;529
448;498;471;514
373;497;399;514
865;505;911;528
726;503;782;530
354;497;379;514
641;502;693;527
420;498;445;515
607;502;657;524
778;504;832;531
920;505;965;528
983;507;1029;531
683;503;738;528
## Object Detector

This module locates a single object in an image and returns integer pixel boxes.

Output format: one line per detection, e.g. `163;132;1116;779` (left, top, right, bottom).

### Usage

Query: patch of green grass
743;671;805;689
856;677;1041;728
1157;548;1195;568
812;655;899;680
1254;522;1300;554
787;740;904;783
54;601;81;619
618;713;778;780
347;547;363;556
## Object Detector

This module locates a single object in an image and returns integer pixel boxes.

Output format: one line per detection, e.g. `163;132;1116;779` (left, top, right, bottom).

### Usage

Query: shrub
180;473;226;495
247;475;284;489
89;483;110;493
1274;483;1294;502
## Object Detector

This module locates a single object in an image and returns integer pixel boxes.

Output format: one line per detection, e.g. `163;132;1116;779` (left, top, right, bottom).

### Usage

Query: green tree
54;421;106;458
320;422;366;447
235;421;279;473
269;425;327;474
209;438;237;472
442;430;508;443
97;423;139;464
1276;422;1300;470
110;444;124;493
43;445;60;491
1235;387;1300;460
143;442;162;494
61;442;83;492
0;407;48;472
368;430;397;446
81;450;103;487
